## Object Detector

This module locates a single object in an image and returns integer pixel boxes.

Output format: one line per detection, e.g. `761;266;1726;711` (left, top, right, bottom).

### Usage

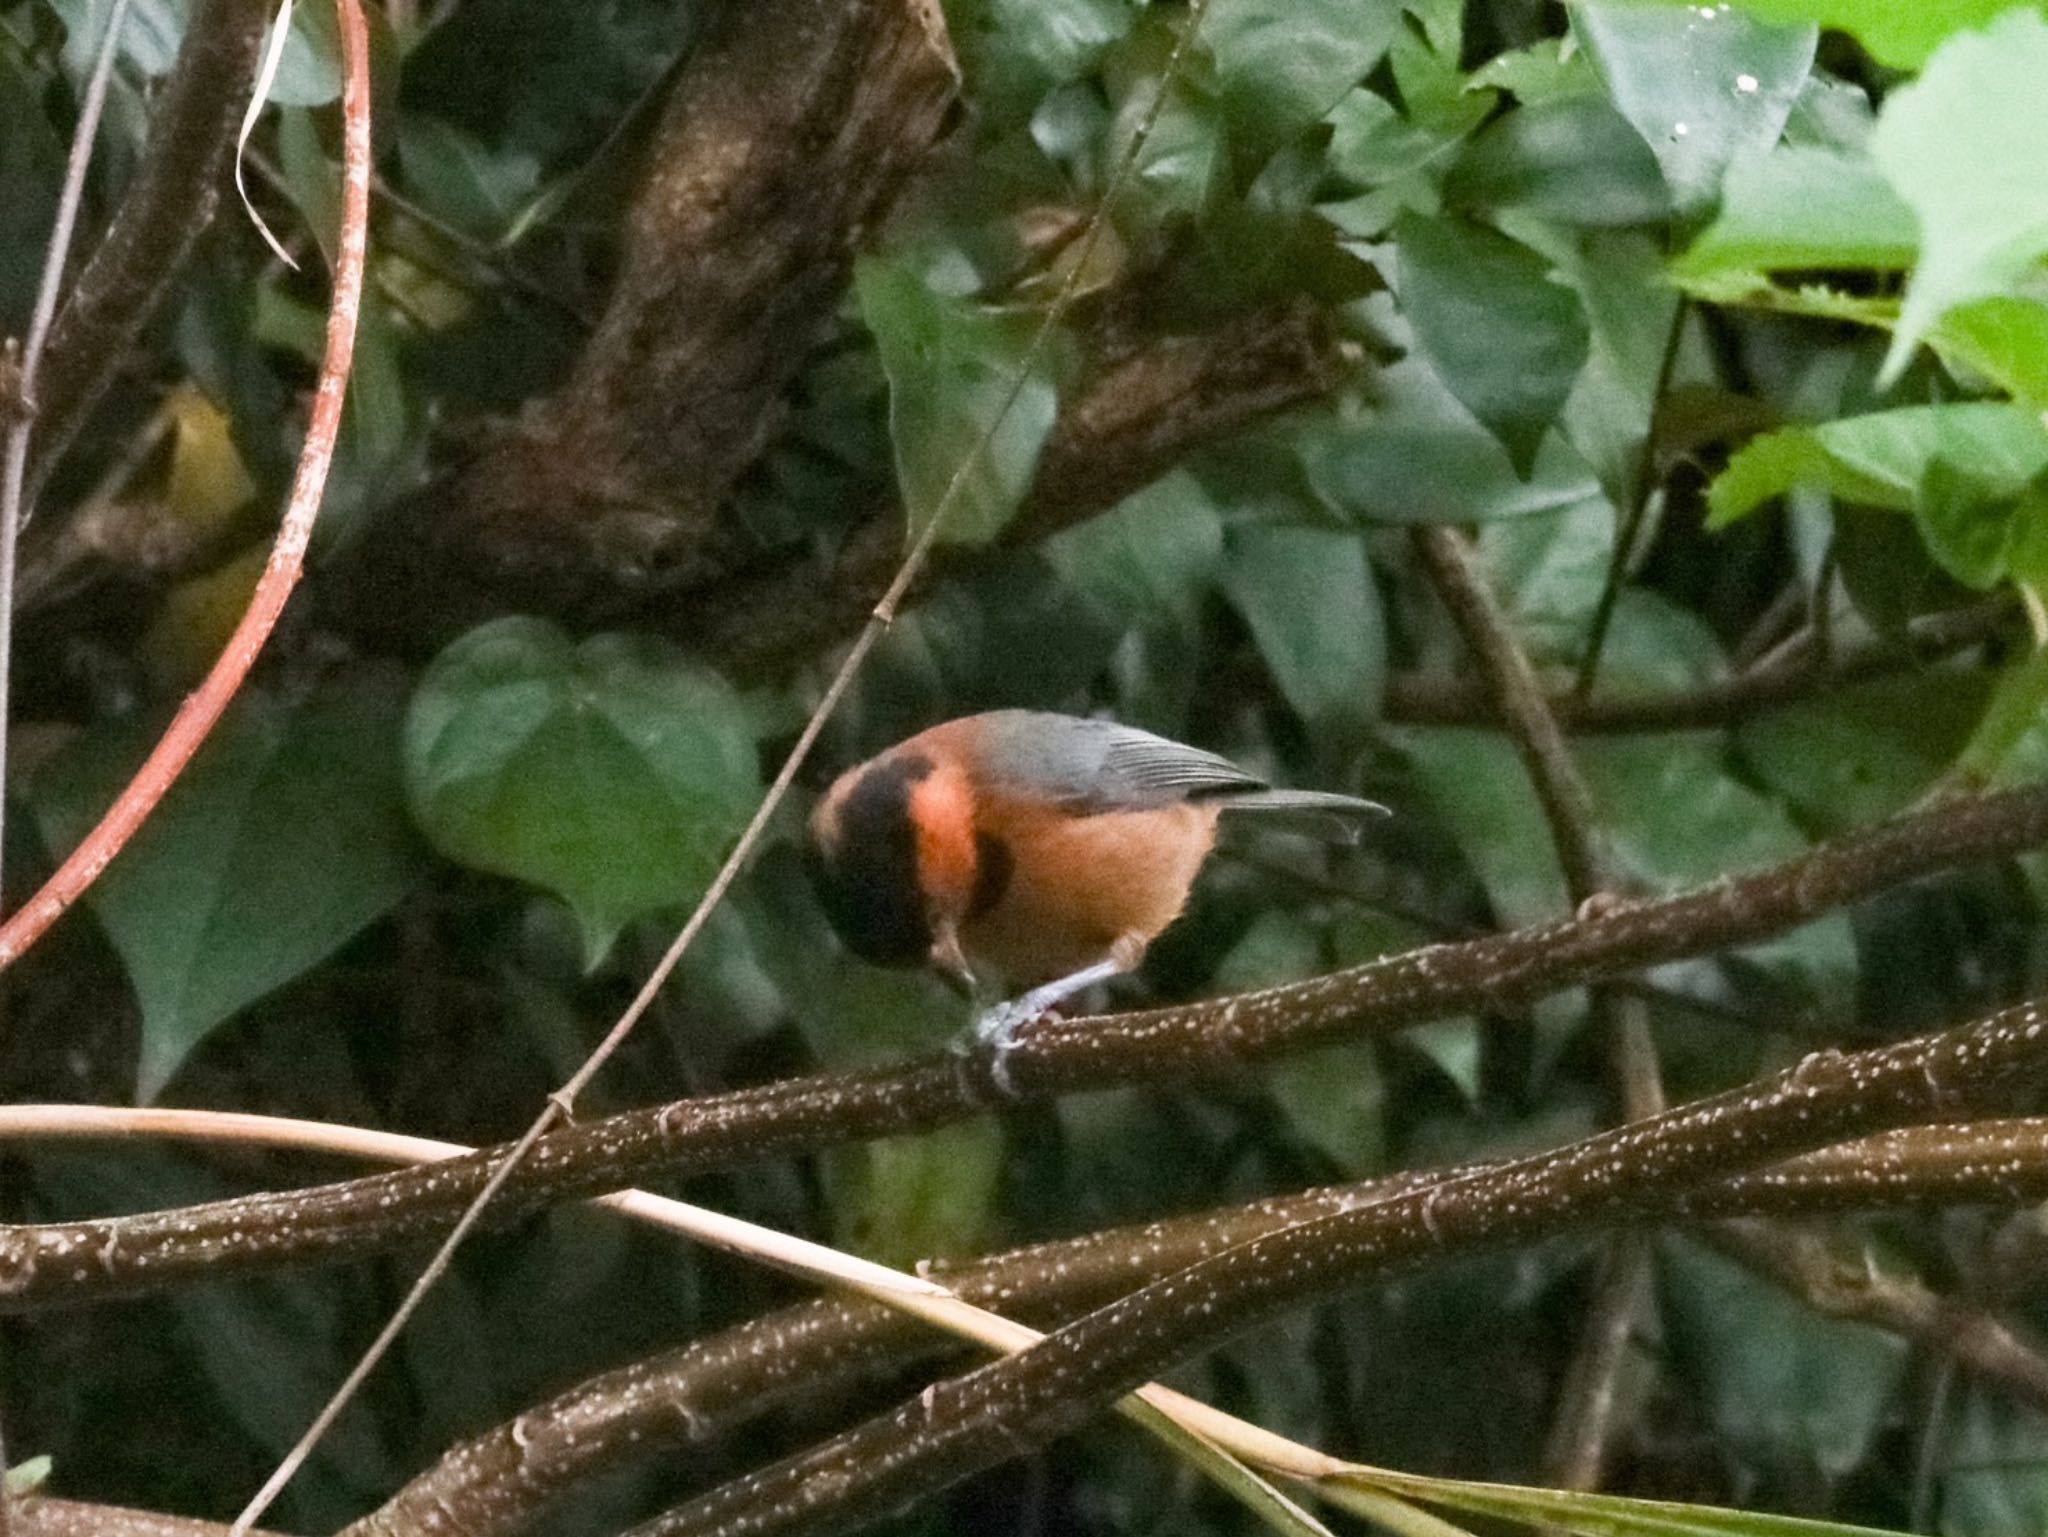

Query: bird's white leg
970;935;1146;1094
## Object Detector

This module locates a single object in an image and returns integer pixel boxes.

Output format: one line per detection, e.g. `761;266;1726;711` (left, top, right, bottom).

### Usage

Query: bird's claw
963;998;1059;1098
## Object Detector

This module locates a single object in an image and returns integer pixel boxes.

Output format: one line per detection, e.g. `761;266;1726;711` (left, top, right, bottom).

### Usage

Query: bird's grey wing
962;710;1266;811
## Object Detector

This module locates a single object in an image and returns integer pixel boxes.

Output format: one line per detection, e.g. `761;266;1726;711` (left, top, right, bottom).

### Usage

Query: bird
805;709;1386;1082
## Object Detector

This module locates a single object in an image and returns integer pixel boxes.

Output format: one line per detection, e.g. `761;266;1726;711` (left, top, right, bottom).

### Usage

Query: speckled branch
24;1123;2048;1537
351;1121;2048;1537
628;1000;2048;1537
3;784;2047;1312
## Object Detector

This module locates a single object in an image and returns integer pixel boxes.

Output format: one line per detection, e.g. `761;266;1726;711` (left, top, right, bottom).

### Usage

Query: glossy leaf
1660;1235;1908;1480
1872;10;2048;382
1672;144;1917;282
404;618;763;964
1397;213;1592;475
1446;95;1670;227
1220;524;1384;732
1737;672;1996;831
1573;1;1816;219
1618;0;2044;70
856;256;1063;546
30;686;425;1100
1707;403;2048;526
1207;0;1401;153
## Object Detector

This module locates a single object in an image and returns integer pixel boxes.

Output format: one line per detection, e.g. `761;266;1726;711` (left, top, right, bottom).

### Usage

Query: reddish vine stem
0;0;370;974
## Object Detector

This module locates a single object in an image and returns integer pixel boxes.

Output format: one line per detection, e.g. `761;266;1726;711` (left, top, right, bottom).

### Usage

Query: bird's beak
931;926;976;996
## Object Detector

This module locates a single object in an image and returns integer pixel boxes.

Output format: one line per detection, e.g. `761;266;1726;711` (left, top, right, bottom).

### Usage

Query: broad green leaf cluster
8;0;2048;1531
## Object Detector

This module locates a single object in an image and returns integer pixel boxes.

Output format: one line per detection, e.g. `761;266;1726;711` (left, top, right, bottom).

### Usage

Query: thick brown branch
28;0;274;494
629;999;2048;1537
27;1123;2048;1537
429;0;958;615
2;784;2046;1312
689;299;1347;678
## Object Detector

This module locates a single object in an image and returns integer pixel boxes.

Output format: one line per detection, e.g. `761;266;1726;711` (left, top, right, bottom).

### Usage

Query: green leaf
855;256;1062;546
1941;1388;2048;1536
1572;2;1816;219
1337;1460;1927;1537
1302;364;1609;527
1707;403;2048;526
1736;671;1996;830
830;1122;1003;1268
1220;524;1385;733
1873;10;2048;382
30;686;425;1101
1659;1235;1909;1480
1917;457;2022;588
1616;0;2046;71
404;617;763;965
1446;95;1671;228
1396;213;1592;475
1672;145;1918;282
1937;296;2048;405
1048;469;1226;627
397;116;541;237
1396;725;1855;1004
1954;647;2048;786
1206;0;1402;154
52;0;186;77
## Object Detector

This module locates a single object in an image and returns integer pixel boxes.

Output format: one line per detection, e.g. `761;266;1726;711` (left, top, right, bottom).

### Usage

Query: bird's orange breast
957;792;1221;987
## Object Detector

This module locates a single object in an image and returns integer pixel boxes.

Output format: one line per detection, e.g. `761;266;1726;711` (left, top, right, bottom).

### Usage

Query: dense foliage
7;0;2048;1532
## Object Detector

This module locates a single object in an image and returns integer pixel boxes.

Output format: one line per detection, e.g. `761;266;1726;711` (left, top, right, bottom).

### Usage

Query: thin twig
1412;526;1664;1493
1383;596;2013;732
0;0;370;977
1573;295;1687;700
0;0;136;906
227;4;1214;1530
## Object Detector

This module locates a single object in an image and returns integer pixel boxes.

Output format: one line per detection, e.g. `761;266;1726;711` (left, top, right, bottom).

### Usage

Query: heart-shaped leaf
404;618;763;964
31;683;426;1100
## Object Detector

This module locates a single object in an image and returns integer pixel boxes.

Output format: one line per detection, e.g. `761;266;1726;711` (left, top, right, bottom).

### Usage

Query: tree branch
627;997;2048;1536
335;0;959;634
0;784;2042;1310
688;298;1348;678
1382;598;2014;733
20;1122;2048;1537
27;0;275;497
1410;526;1665;1492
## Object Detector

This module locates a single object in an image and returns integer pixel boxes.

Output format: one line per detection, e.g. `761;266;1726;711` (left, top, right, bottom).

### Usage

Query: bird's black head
805;754;934;968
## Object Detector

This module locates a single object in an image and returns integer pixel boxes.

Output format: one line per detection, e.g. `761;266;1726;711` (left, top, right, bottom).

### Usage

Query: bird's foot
960;997;1064;1098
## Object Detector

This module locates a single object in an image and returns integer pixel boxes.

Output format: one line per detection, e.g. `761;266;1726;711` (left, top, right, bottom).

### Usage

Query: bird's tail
1221;788;1389;843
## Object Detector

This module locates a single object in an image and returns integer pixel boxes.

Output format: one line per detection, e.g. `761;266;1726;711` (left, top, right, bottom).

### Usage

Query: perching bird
805;710;1386;1076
